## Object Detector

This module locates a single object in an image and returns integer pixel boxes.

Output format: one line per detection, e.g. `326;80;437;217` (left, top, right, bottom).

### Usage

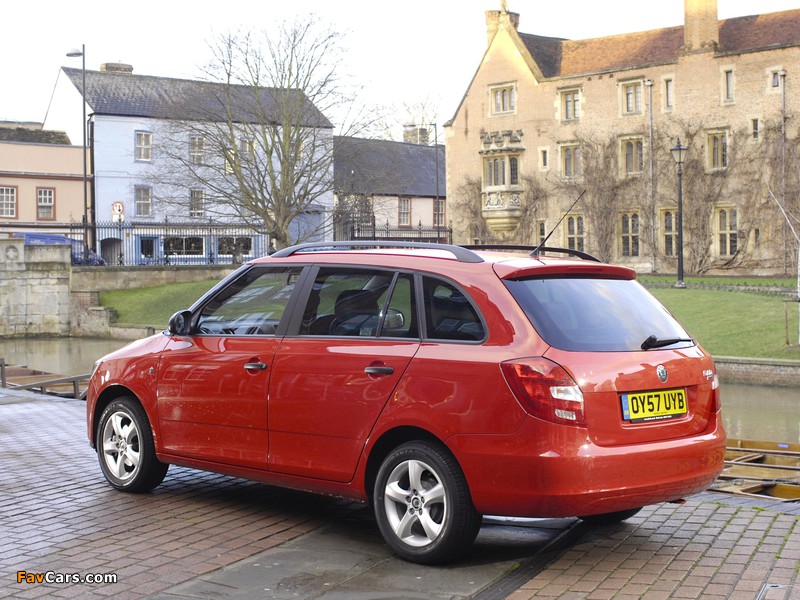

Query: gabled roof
334;136;445;198
520;9;800;79
62;67;333;129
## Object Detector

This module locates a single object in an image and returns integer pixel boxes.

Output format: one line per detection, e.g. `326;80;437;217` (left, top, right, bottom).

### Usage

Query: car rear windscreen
504;277;692;352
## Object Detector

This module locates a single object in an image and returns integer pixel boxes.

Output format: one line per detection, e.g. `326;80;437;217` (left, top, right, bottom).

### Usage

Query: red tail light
501;358;586;427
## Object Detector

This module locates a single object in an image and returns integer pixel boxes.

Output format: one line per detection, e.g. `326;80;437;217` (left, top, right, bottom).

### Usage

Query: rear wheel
579;507;642;525
97;397;168;492
373;441;481;565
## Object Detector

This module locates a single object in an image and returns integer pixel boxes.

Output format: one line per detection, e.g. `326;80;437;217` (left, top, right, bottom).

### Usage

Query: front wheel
96;397;168;493
373;441;481;565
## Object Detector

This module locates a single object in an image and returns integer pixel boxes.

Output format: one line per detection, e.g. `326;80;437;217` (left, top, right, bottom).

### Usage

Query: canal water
1;337;798;444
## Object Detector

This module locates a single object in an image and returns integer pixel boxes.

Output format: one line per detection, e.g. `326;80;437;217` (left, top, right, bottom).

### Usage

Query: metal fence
75;221;271;267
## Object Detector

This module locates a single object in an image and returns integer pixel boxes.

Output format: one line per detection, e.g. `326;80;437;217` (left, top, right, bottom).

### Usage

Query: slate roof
0;128;71;144
334;136;445;198
520;9;800;79
62;67;333;129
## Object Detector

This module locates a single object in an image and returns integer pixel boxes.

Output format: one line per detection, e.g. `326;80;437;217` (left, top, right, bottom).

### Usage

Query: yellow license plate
621;388;687;423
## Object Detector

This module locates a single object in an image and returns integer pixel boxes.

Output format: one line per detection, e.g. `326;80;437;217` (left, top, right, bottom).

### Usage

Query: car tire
373;440;481;565
579;507;642;525
96;397;168;493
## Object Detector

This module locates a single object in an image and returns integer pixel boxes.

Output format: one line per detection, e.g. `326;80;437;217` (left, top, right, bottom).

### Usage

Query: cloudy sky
1;0;797;135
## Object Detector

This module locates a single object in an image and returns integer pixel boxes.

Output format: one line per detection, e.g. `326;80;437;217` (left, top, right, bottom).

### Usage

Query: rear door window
504;277;691;351
422;277;485;341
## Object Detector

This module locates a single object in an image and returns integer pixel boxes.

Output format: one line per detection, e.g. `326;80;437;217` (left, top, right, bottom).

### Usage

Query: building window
165;236;204;256
708;132;728;170
0;186;17;218
718;208;738;256
135;131;152;161
566;215;584;251
536;220;547;246
622;139;644;175
752;119;760;141
433;198;445;228
724;69;734;102
37;188;55;220
135;186;152;217
509;156;519;185
663;210;675;256
189;189;205;218
561;89;580;121
491;84;516;115
664;78;674;110
484;155;521;187
398;198;411;226
240;137;255;158
224;148;235;173
189;136;205;164
620;212;640;257
622;82;642;115
541;149;548;169
561;145;581;178
771;70;784;89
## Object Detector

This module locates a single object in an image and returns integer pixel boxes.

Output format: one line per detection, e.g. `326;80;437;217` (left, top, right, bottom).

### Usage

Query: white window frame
189;136;205;164
37;188;55;220
398;197;411;227
135;185;152;217
135;131;153;161
0;186;17;218
189;189;205;218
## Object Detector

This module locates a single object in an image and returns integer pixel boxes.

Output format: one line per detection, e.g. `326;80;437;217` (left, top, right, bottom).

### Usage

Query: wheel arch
364;426;451;503
91;385;144;448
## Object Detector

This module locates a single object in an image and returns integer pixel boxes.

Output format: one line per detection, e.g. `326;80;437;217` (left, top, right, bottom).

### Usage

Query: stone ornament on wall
5;244;19;263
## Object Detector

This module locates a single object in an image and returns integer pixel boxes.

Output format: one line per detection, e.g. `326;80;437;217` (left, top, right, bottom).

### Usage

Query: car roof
254;242;637;280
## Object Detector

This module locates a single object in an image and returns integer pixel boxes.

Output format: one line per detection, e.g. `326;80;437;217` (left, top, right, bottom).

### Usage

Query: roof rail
269;240;485;263
462;244;601;263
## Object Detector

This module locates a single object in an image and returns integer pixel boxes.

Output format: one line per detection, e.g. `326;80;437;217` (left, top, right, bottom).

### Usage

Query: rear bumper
448;417;726;518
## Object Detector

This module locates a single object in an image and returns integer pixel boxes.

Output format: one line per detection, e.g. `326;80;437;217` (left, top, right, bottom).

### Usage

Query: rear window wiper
640;334;694;350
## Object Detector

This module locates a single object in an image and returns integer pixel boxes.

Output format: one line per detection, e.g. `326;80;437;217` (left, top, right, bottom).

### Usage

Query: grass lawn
99;277;800;360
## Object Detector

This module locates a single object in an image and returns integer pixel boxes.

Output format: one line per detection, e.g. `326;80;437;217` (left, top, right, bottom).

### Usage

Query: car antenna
531;189;587;257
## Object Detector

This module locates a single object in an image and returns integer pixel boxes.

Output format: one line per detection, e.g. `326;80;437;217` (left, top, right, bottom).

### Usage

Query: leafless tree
150;17;377;249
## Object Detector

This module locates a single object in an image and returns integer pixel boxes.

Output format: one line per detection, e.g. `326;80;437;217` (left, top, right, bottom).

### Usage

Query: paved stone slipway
2;389;800;599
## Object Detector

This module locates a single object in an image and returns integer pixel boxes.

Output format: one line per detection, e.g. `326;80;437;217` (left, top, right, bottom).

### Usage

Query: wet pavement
2;389;800;599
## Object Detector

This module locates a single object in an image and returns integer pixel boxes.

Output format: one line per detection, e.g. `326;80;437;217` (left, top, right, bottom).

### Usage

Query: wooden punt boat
712;438;800;501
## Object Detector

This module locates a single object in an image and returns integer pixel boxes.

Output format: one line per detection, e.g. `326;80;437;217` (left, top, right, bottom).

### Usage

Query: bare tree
151;17;374;249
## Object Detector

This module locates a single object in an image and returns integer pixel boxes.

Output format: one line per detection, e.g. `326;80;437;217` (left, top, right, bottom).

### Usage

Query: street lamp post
66;45;89;262
670;138;688;289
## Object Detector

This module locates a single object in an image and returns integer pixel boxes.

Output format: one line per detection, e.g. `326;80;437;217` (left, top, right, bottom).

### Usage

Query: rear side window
423;277;485;341
504;278;691;352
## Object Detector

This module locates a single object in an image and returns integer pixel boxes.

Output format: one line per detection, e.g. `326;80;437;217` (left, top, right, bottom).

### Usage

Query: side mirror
168;310;193;336
384;308;405;329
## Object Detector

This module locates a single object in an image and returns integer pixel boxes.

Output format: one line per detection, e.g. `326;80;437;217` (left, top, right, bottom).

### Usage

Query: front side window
196;267;301;336
621;212;640;257
37;188;55;220
504;277;691;352
0;186;16;218
718;208;738;256
135;131;152;161
491;84;516;115
135;186;152;217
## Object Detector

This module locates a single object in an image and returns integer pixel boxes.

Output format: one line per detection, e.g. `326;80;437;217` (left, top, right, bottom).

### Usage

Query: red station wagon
86;242;726;564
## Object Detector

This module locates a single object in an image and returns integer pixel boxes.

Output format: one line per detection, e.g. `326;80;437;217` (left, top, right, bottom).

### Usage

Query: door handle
244;362;268;371
364;365;394;375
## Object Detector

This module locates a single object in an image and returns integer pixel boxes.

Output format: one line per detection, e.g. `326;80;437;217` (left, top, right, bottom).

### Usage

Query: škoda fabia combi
87;242;725;564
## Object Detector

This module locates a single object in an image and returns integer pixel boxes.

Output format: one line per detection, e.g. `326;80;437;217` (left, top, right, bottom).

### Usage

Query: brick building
445;0;800;275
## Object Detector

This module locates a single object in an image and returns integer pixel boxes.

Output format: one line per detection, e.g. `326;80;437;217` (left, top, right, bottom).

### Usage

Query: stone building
445;0;800;275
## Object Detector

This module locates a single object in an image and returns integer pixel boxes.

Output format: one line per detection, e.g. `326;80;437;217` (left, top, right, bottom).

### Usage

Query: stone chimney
485;3;520;45
100;62;134;74
683;0;719;53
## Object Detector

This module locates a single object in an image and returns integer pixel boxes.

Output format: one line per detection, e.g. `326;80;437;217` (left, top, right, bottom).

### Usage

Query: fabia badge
656;365;668;383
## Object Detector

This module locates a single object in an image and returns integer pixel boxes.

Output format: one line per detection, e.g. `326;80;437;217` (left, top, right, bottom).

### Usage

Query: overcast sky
2;0;798;136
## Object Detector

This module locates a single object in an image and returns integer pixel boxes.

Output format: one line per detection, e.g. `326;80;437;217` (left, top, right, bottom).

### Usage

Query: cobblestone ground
0;395;355;599
508;497;800;600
